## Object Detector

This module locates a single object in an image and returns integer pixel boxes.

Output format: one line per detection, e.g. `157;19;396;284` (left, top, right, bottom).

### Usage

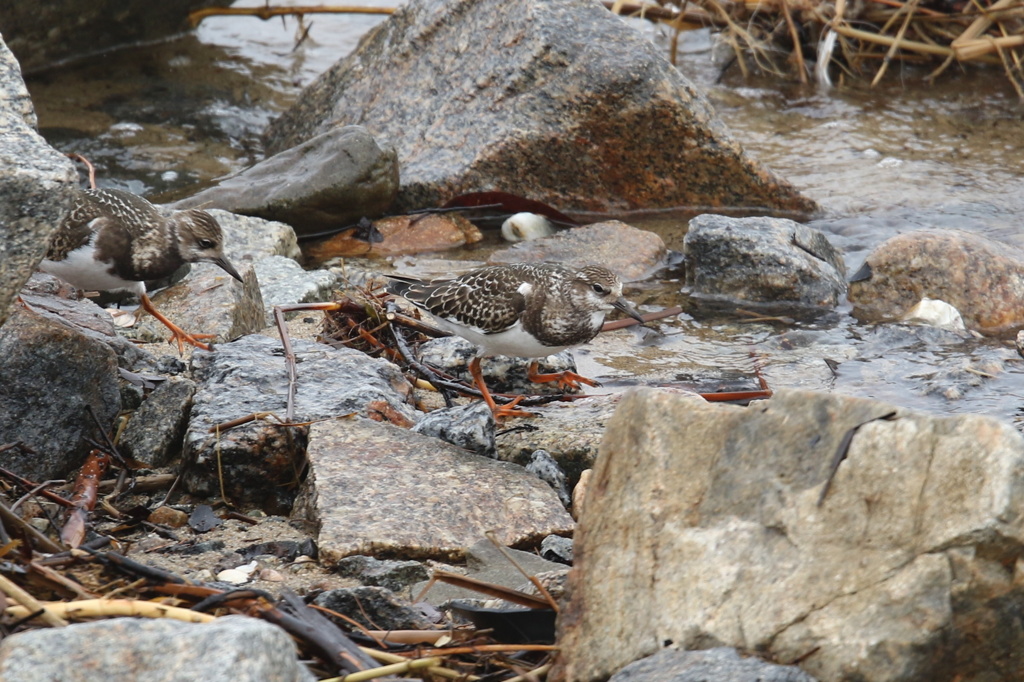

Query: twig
189;4;395;27
0;573;68;627
0;499;64;554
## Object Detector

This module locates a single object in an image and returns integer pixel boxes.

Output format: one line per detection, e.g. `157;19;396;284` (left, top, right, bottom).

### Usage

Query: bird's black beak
613;297;646;324
213;257;244;283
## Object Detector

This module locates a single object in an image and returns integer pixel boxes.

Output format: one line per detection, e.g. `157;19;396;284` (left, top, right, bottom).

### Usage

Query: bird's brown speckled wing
390;265;562;334
47;188;164;264
46;194;105;261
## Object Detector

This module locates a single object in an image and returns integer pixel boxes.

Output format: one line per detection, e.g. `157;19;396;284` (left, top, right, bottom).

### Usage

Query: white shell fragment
902;297;967;333
501;212;554;242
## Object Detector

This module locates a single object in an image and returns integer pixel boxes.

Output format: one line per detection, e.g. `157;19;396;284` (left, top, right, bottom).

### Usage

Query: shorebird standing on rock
387;262;644;418
39;188;243;352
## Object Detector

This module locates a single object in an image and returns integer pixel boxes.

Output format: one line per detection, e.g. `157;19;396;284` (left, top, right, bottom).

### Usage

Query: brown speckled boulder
264;0;816;215
848;230;1024;335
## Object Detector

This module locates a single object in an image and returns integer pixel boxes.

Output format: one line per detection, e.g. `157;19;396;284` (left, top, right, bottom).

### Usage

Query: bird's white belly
430;316;569;358
40;245;144;295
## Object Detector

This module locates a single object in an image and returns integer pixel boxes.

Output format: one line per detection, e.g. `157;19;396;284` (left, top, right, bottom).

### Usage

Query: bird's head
172;209;243;283
571;266;645;325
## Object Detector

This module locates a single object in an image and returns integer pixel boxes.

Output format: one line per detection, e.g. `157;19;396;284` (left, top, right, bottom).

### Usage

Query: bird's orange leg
470;357;534;419
526;360;601;392
140;294;215;354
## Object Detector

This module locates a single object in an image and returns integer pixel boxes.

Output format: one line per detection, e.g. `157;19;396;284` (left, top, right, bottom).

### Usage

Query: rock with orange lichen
304;213;483;264
264;0;816;215
848;229;1024;335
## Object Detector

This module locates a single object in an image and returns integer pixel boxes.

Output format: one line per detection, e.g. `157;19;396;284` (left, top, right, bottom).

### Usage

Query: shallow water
24;2;1024;428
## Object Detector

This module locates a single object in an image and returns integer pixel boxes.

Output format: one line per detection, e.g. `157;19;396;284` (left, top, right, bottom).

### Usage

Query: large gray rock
292;417;575;563
849;229;1024;335
0;615;315;682
608;648;818;682
0;302;121;481
2;1;231;74
556;388;1024;682
183;334;416;513
173;126;398;236
0;37;78;329
684;214;847;308
263;0;816;215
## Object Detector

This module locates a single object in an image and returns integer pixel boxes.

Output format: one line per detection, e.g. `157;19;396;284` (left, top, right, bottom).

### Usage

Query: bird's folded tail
384;273;423;298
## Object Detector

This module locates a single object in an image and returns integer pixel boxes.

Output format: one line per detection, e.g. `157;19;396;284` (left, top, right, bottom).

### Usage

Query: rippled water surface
24;1;1024;428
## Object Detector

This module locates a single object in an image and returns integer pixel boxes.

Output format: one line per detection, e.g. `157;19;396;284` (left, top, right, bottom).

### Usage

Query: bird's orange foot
165;330;216;354
141;293;217;354
527;361;601;392
492;395;536;419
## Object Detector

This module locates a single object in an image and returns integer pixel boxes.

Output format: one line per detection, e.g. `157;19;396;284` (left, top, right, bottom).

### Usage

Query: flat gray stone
135;262;266;346
293;417;574;564
414;539;568;605
175;126;398;235
0;615;314;682
211;210;302;264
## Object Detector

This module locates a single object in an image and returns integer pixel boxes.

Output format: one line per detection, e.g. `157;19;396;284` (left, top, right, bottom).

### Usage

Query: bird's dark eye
198;239;216;250
591;282;609;295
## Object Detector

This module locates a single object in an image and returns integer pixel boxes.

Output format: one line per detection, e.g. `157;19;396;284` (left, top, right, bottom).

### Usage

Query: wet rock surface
417;336;579;395
172;126;398;235
608;647;819;682
292;417;575;564
490;221;667;282
0;615;315;682
411;401;496;457
495;394;623;489
684;214;847;308
183;334;416;513
849;229;1024;334
263;0;816;214
313;586;434;631
0;37;78;329
556;387;1024;682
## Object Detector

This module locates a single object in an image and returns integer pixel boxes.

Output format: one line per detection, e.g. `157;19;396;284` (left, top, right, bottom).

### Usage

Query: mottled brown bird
388;263;643;418
40;188;242;352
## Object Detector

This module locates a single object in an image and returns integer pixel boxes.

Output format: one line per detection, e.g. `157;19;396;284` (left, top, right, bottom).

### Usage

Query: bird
39;187;243;352
387;263;645;418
